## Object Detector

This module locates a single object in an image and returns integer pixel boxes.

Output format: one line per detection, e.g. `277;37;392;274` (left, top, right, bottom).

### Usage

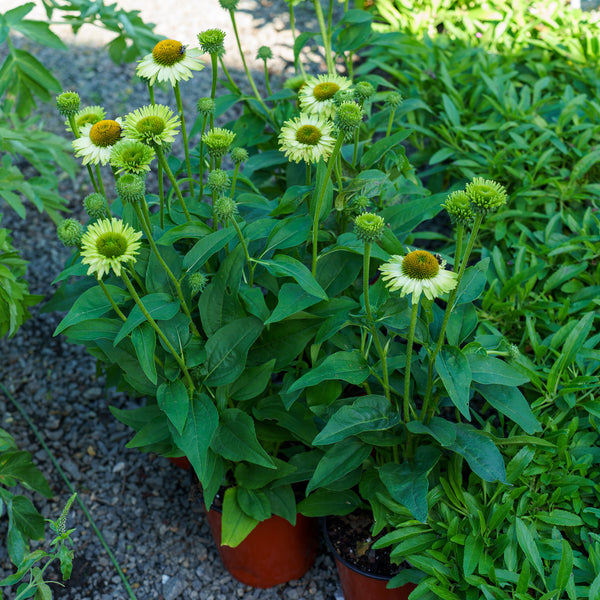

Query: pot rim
322;515;395;582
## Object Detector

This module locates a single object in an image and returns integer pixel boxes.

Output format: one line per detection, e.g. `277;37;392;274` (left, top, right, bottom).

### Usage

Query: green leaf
204;316;263;386
54;284;128;336
264;283;322;324
263;215;312;254
131;322;157;385
306;438;371;495
556;539;573;591
265;485;297;525
361;129;412;169
515;517;544;578
448;423;507;483
469;355;530;386
183;226;237;272
454;259;490;305
436;346;472;420
114;293;179;345
313;395;400;445
406;417;456;447
463;533;483;577
0;451;52;497
157;380;190;436
10;496;45;540
537;510;583;527
288;350;369;393
230;359;276;402
297;489;361;517
475;384;541;434
210;408;275;469
221;487;259;548
237;488;271;522
234;458;297;490
170;394;218;483
259;254;328;300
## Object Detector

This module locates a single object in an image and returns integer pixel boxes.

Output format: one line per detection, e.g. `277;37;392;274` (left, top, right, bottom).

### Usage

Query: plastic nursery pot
167;455;191;470
323;518;417;600
204;505;318;588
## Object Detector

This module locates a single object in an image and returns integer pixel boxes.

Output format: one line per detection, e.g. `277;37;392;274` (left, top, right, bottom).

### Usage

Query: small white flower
298;74;352;120
72;118;122;166
278;113;336;164
379;250;458;305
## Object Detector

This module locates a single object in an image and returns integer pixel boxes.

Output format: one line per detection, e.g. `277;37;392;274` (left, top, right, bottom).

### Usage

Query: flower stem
230;218;254;286
231;162;241;199
311;135;345;275
219;55;242;95
173;81;195;196
94;164;106;197
121;271;195;392
288;3;307;77
209;53;219;130
420;213;484;422
153;144;191;221
98;279;127;321
262;60;273;96
386;107;397;138
363;242;391;403
404;300;419;423
313;0;335;75
133;201;200;337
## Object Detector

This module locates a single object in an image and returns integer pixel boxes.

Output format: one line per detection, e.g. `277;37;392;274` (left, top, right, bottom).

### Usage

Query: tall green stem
209;53;219;130
153;144;191;221
311;135;345;275
121;271;195;392
420;213;484;422
230;218;254;286
404;300;419;423
313;0;335;74
98;280;126;321
363;242;391;403
231;162;241;199
173;82;195;196
289;3;307;77
94;164;106;197
386;107;397;137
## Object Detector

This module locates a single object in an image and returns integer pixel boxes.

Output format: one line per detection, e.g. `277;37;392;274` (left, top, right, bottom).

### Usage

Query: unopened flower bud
57;219;84;247
465;177;508;214
197;97;216;116
354;212;385;243
198;29;226;55
56;91;81;117
207;169;230;195
333;89;355;107
385;91;403;108
83;193;109;219
334;102;363;137
219;0;239;10
116;173;146;204
189;272;209;295
508;344;520;361
214;196;238;222
442;190;474;225
230;147;248;164
346;195;371;216
284;75;306;91
354;81;375;104
257;46;272;60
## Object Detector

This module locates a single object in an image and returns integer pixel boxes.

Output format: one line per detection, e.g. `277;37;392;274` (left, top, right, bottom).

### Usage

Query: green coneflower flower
136;39;204;87
80;218;143;279
83;193;109;219
299;74;352;120
110;139;156;175
334;102;363;138
230;147;248;164
207;169;230;195
345;195;371;216
442;190;474;225
257;46;272;60
354;81;375;104
116;173;146;204
72;118;123;165
214;196;238;222
57;219;84;247
197;29;226;55
65;105;106;134
385;91;403;108
189;272;209;295
465;177;508;214
197;97;216;116
278;113;336;164
56;91;80;118
123;104;180;147
202;127;236;159
354;212;385;243
380;250;458;305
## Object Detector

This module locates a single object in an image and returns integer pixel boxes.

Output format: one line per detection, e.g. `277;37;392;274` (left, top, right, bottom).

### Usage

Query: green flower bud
442;190;474;225
465;177;508;214
334;102;363;137
197;97;216;116
189;272;209;295
83;193;109;219
214;196;238;222
354;81;375;104
346;195;371;216
207;169;230;195
333;89;355;107
57;218;84;247
385;91;403;108
116;173;146;204
202;127;236;159
257;46;273;60
197;29;226;55
56;91;81;118
284;74;306;91
219;0;239;10
508;344;520;361
354;212;385;243
230;147;248;164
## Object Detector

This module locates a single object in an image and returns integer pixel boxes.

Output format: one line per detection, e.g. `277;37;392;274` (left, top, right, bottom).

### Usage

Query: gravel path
0;1;341;598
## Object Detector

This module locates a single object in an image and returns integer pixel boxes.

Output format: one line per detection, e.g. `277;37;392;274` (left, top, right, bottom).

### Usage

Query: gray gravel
0;0;341;597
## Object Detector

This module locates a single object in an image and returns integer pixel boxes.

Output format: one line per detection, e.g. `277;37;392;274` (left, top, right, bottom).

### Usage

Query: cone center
89;120;122;147
152;39;186;66
402;250;440;280
313;82;340;101
296;124;322;145
96;233;128;258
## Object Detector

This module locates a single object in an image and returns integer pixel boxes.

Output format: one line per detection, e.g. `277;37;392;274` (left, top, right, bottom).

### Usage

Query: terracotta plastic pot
205;506;318;588
324;518;417;600
167;455;191;470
